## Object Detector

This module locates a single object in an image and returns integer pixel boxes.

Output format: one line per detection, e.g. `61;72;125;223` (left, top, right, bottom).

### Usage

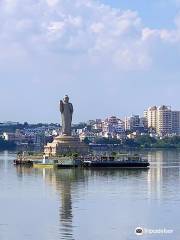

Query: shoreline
0;146;180;153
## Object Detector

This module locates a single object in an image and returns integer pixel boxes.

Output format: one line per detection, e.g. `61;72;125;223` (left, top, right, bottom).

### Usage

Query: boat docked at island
82;159;149;168
82;154;150;169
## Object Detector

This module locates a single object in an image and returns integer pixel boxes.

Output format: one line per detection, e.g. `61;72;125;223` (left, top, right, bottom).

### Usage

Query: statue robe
60;102;73;136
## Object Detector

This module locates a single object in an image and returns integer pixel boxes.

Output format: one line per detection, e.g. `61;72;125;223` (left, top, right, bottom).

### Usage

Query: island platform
14;153;150;169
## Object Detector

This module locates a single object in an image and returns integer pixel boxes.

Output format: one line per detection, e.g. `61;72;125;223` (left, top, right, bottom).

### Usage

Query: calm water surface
0;150;180;240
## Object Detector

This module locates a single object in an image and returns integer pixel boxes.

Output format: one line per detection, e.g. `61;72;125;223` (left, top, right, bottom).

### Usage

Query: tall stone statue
44;95;88;156
60;95;73;136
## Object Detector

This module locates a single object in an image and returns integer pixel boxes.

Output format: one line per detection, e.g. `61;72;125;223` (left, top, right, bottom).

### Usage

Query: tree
83;137;91;144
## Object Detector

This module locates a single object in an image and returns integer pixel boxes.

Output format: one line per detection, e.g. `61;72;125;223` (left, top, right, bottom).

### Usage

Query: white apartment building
157;106;172;135
125;115;140;131
144;105;180;135
94;117;125;138
144;106;157;130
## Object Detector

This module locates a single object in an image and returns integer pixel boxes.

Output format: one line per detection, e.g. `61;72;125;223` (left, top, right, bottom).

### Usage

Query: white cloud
90;22;104;33
3;0;17;12
0;0;180;71
46;0;59;7
48;21;65;33
142;27;180;43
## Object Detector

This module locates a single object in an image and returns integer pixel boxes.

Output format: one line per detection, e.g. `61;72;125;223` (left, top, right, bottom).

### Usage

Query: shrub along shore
1;135;180;151
85;135;180;149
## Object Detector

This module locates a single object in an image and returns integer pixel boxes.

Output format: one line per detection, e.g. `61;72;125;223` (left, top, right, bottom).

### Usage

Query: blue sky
101;0;179;28
0;0;180;123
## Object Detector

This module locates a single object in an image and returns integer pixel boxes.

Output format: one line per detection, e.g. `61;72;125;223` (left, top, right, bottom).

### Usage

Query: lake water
0;150;180;240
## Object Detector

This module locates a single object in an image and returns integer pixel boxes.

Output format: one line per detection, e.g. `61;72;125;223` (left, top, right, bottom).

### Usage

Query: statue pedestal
44;135;89;156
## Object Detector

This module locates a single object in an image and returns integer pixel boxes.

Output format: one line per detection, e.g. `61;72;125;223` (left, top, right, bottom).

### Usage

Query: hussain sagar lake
0;150;180;240
1;97;180;240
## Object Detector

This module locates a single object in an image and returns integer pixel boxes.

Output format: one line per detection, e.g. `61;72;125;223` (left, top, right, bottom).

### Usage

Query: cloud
0;0;180;72
0;0;180;122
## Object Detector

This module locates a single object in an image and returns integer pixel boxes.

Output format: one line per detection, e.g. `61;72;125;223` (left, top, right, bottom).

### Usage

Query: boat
83;160;149;168
82;154;150;168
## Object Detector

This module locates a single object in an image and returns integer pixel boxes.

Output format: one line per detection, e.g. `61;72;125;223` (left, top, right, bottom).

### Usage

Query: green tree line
84;135;180;149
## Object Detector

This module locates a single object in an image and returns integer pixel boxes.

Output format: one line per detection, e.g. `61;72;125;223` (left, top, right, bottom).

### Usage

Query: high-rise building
144;105;180;136
172;111;180;135
145;106;157;130
157;105;172;135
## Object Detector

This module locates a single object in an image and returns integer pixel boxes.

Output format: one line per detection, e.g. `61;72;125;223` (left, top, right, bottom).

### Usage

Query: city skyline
0;0;180;123
1;104;179;127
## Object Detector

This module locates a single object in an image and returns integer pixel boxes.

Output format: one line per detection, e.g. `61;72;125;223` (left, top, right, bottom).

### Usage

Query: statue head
63;95;69;103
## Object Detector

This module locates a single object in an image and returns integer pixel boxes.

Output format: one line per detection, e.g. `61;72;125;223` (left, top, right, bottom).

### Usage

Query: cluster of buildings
1;105;180;149
78;105;180;142
78;116;126;142
1;124;60;150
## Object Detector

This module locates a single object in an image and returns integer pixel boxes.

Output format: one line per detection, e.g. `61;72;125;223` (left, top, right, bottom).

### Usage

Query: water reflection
53;170;74;240
11;150;180;240
147;150;180;202
43;169;87;240
15;166;149;239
